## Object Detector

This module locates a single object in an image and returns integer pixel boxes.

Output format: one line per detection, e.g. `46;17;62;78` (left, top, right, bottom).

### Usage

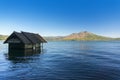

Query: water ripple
0;41;120;80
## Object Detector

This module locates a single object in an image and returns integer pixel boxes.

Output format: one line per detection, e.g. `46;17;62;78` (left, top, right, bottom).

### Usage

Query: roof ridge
4;31;24;43
21;31;36;34
21;32;34;44
13;32;25;43
4;31;47;44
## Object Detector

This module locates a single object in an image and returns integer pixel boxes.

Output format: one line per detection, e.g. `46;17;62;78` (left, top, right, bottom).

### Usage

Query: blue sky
0;0;120;37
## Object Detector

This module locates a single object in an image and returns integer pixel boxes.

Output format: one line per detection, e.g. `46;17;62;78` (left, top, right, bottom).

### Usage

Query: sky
0;0;120;37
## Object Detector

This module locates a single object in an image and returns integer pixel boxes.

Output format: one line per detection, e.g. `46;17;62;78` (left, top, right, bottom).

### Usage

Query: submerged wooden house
4;31;47;53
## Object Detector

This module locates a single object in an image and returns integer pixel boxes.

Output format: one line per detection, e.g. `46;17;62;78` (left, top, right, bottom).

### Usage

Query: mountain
63;31;114;41
44;31;119;41
0;31;120;41
0;35;8;40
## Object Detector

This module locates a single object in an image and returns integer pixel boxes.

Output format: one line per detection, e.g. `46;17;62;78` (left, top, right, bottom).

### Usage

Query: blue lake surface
0;41;120;80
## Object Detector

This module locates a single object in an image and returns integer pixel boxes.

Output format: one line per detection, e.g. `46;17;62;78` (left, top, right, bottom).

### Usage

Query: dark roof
4;31;47;44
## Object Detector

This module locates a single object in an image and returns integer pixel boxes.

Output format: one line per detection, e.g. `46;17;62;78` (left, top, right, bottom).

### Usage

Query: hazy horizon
0;0;120;38
1;30;120;38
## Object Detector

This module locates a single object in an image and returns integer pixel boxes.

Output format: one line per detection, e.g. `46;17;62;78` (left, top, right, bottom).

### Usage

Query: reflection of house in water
8;48;41;56
7;49;41;61
4;31;47;57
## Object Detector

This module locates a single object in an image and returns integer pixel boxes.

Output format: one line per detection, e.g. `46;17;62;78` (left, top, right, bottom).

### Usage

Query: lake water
0;41;120;80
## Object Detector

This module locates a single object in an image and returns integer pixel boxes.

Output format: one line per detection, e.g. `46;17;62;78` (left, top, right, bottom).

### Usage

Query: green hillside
44;36;64;41
0;31;120;41
0;35;8;40
44;31;120;41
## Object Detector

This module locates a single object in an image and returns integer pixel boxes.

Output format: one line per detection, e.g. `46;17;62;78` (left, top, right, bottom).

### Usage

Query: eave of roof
4;31;47;44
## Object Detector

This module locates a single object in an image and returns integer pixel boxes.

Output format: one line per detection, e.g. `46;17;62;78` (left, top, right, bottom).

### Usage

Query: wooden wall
8;43;42;56
9;43;41;53
24;43;41;49
9;43;24;50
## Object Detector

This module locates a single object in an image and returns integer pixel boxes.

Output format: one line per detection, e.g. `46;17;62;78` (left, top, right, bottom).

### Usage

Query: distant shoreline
1;31;120;41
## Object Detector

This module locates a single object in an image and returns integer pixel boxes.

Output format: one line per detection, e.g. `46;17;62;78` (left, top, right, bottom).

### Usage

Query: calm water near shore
0;41;120;80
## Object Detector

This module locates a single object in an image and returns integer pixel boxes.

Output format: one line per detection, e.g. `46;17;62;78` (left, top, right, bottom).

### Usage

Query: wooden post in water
41;43;43;52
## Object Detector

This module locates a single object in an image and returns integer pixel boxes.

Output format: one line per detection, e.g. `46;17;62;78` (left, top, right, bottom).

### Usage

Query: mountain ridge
44;31;120;41
0;31;120;41
63;31;113;40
